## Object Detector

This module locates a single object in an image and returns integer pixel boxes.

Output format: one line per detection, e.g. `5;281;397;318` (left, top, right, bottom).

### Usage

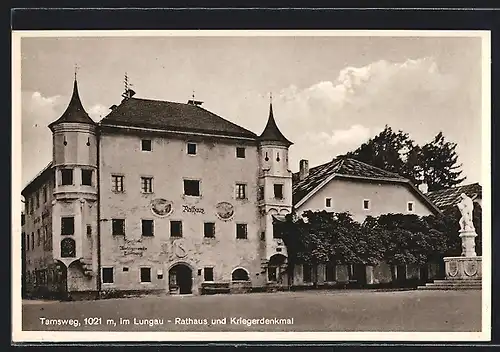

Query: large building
280;157;443;288
22;79;293;298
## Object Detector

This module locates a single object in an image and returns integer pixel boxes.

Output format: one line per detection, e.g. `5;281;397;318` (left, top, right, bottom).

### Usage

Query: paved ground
22;289;481;332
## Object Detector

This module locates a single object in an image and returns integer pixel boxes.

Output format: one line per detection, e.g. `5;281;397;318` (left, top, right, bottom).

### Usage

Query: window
111;175;124;192
142;220;154;237
303;264;312;283
236;183;246;199
325;197;332;208
112;219;125;236
25;233;29;252
61;238;76;258
267;267;277;282
170;221;182;238
157;269;164;280
35;191;40;209
363;199;370;210
61;217;74;235
43;186;47;203
258;186;264;201
236;147;246;158
140;267;152;283
37;229;41;246
326;264;336;282
184;179;200;196
203;267;214;281
407;201;414;212
236;223;248;239
141;139;152;151
123;267;129;272
86;225;92;236
187;142;197;155
204;222;215;238
274;184;284;199
141;177;153;193
31;233;34;250
102;268;114;284
82;169;93;186
232;268;249;281
272;223;282;239
61;169;73;185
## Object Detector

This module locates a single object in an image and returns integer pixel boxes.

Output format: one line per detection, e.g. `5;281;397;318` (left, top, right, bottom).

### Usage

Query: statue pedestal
444;230;481;280
443;256;482;280
459;230;478;256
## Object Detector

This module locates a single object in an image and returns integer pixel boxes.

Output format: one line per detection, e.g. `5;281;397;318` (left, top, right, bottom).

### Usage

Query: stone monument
443;193;482;281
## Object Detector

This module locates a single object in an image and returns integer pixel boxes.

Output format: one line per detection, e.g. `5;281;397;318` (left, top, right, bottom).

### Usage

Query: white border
11;29;492;343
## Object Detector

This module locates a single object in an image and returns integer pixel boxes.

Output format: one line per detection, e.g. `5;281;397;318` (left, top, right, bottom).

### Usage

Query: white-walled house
287;157;442;288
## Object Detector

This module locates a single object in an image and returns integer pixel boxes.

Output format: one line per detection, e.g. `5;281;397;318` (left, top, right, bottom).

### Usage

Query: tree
418;132;466;191
346;127;466;191
345;125;419;183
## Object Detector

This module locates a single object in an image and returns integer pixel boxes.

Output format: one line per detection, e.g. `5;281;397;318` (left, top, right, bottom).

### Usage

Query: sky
19;34;485;189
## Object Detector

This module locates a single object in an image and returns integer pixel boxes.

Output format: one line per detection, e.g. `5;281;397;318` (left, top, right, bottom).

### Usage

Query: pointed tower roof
258;100;293;146
48;79;95;130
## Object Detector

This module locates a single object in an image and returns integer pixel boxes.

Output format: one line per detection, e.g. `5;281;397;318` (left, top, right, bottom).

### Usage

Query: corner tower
48;77;98;291
258;98;293;267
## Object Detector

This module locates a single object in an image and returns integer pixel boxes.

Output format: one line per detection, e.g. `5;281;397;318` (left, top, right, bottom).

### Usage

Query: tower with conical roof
48;75;98;289
258;96;293;281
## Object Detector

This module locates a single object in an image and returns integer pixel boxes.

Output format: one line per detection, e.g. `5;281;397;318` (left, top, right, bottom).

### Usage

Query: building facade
22;79;293;298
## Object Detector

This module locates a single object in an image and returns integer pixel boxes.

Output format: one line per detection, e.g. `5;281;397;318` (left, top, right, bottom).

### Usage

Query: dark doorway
351;264;367;286
55;261;68;300
169;264;192;294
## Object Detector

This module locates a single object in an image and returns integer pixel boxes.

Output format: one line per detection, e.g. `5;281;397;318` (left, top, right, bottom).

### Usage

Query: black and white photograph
12;30;491;342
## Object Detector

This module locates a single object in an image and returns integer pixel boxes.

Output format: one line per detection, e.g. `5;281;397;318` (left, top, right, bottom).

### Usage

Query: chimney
299;159;309;180
418;182;428;194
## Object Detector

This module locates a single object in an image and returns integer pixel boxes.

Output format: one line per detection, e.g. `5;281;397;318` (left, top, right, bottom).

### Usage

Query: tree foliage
278;209;482;267
345;126;466;191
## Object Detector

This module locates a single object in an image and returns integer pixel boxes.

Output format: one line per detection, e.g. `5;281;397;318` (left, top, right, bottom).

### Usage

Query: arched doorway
169;263;193;294
54;260;68;300
268;254;288;285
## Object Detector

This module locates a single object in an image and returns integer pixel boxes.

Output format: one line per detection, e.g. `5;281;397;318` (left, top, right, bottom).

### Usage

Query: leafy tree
346;127;466;191
345;125;418;182
418;132;466;191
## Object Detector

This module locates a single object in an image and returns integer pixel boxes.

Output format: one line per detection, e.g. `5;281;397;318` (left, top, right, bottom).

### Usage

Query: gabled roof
48;80;96;130
425;183;482;210
292;157;441;214
258;103;292;146
99;97;257;139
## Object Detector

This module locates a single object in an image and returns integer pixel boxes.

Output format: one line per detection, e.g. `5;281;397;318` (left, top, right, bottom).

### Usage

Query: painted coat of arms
215;201;235;221
151;198;173;217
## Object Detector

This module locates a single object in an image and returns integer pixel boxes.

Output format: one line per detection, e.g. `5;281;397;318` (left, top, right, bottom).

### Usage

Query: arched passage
169;263;193;294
